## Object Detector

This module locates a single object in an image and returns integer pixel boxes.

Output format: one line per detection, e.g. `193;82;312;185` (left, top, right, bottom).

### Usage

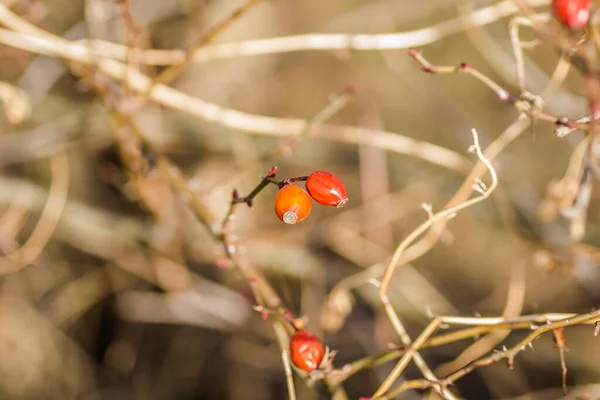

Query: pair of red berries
274;171;348;225
553;0;591;30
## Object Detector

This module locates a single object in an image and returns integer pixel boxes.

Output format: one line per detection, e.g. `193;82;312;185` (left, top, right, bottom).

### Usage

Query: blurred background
0;0;600;399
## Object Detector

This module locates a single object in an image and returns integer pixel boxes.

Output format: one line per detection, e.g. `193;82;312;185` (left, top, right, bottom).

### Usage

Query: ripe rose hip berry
289;330;325;372
305;171;348;208
274;184;312;224
553;0;591;30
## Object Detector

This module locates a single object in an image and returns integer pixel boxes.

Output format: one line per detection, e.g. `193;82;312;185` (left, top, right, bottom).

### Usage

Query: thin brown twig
552;327;568;395
407;48;586;130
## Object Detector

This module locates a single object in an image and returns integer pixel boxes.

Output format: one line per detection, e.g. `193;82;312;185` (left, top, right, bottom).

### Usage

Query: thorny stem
331;311;599;386
232;166;279;206
351;310;600;398
439;310;600;389
408;48;589;131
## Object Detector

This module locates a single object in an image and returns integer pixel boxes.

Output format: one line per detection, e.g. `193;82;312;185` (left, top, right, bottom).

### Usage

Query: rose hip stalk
305;171;348;208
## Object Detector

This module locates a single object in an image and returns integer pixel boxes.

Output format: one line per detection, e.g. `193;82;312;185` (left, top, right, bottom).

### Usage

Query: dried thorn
472;183;486;195
474;178;487;191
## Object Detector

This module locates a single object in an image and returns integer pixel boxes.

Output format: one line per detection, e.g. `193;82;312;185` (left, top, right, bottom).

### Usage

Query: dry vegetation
0;0;600;399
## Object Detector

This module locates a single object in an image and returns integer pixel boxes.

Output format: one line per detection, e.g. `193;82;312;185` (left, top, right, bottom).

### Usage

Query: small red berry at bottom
552;0;591;30
289;329;325;372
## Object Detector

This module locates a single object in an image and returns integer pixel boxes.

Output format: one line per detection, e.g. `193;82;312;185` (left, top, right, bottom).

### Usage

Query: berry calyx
305;171;348;208
289;330;325;372
552;0;591;30
274;184;312;224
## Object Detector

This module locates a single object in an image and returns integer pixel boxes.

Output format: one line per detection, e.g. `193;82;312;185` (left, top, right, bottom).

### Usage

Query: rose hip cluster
230;167;348;226
275;171;348;224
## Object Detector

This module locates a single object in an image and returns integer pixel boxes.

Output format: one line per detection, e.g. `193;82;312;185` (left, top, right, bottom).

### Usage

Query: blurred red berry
289;330;325;372
274;184;312;224
305;171;348;207
553;0;591;30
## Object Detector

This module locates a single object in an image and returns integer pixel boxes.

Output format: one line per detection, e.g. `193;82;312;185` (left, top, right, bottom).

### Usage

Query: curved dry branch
0;151;69;274
372;129;497;399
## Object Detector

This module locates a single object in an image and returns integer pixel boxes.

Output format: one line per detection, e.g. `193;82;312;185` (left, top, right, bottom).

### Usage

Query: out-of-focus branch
68;0;550;65
0;151;68;274
151;0;264;85
0;22;472;173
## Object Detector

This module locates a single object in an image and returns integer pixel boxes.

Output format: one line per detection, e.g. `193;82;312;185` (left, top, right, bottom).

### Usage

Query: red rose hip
289;329;325;372
305;171;348;207
274;184;312;224
553;0;591;30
